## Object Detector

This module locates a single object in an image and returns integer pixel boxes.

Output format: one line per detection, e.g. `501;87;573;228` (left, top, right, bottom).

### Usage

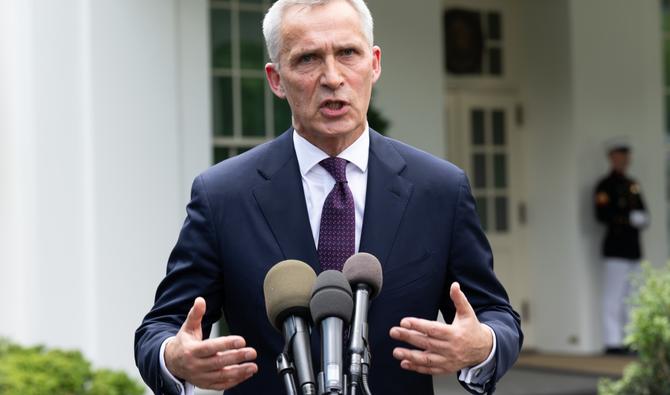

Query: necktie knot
320;157;348;183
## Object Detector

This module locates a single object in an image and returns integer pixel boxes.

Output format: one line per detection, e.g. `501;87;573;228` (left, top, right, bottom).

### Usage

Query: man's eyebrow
287;42;366;61
290;47;322;57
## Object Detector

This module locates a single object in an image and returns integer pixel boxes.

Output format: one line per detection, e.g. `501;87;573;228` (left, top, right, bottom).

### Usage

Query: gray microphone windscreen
309;270;353;325
263;260;317;331
342;252;383;298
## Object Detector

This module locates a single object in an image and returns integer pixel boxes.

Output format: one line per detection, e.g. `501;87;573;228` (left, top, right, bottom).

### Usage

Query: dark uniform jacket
594;171;646;260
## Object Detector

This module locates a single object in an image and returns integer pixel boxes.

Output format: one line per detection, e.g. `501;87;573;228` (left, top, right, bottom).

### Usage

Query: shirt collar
293;125;370;176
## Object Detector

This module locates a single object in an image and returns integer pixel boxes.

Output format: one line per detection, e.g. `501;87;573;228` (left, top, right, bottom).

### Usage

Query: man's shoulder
596;172;637;190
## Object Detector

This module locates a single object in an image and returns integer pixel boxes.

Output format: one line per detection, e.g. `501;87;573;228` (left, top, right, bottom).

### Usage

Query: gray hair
262;0;374;64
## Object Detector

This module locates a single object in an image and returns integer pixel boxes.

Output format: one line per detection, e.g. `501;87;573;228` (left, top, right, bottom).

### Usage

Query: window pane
473;154;486;189
494;154;507;189
492;110;505;145
213;146;230;164
487;12;501;40
274;96;292;136
238;146;252;155
666;94;670;142
664;0;670;31
212;77;233;136
240;11;265;70
665;39;670;85
495;196;509;231
211;9;232;69
240;0;264;3
471;109;485;145
489;47;502;75
475;196;488;231
241;77;265;136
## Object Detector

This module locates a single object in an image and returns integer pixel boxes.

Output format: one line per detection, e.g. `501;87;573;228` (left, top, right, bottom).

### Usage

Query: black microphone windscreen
342;252;383;298
310;270;353;325
263;260;317;331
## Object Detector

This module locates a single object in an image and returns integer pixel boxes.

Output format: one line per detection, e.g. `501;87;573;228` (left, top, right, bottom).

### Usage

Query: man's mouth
319;99;350;118
321;100;347;110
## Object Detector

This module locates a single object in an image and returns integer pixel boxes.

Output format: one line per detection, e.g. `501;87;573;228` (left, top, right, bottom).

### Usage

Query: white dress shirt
159;126;496;394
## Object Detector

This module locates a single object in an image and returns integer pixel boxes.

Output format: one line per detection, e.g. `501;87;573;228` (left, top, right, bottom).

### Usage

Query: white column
0;0;36;345
0;0;211;380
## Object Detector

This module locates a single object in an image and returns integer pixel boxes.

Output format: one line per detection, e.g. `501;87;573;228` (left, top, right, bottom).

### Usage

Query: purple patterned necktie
318;157;355;271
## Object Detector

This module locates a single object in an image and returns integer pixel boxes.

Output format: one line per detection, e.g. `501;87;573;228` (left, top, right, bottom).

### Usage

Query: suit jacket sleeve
441;171;523;395
134;175;226;394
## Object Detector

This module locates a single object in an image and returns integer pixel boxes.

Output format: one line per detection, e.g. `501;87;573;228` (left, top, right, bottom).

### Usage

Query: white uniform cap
604;136;631;154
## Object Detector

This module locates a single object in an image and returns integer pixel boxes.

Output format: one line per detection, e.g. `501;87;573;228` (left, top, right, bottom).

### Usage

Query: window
444;8;503;76
470;107;510;233
210;0;292;164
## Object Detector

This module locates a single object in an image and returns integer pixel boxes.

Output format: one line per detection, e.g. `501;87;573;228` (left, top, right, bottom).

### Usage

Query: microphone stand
361;348;372;395
348;285;372;395
283;317;317;395
276;353;298;395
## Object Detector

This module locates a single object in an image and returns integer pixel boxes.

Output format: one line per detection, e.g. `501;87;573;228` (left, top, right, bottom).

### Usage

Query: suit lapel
359;130;413;266
252;130;320;273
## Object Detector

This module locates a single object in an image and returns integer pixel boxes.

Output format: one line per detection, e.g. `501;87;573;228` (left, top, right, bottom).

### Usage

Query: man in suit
135;0;522;394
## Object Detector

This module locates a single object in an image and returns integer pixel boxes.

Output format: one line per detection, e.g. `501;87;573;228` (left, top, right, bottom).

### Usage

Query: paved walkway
434;367;601;395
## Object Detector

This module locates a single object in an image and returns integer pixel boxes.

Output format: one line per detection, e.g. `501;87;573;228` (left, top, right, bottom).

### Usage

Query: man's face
609;150;630;173
265;0;381;151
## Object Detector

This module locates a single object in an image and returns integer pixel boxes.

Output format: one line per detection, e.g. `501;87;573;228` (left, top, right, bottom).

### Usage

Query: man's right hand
165;297;258;391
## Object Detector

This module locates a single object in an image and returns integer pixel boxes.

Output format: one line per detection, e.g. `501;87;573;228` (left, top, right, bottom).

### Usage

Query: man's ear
265;62;286;98
371;45;382;85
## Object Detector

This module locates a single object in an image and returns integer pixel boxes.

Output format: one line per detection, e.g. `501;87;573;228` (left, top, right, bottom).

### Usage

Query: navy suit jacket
135;129;522;394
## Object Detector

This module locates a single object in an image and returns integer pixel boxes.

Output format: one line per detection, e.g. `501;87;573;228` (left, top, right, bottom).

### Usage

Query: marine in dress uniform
594;139;648;354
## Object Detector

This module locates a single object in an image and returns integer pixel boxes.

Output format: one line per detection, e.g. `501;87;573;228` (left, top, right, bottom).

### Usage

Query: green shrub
599;262;670;395
0;338;144;395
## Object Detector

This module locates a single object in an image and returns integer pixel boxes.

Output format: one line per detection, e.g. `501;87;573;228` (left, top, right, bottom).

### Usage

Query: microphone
342;253;383;395
310;270;354;395
264;260;318;395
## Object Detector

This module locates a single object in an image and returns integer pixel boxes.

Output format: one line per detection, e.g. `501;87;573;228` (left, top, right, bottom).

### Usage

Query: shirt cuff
458;324;497;393
159;336;196;395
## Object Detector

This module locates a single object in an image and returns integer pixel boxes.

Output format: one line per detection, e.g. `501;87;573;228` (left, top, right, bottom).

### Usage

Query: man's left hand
389;282;493;375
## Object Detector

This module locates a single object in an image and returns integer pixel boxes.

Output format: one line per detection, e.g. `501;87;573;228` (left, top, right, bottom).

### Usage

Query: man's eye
342;48;355;56
299;54;315;63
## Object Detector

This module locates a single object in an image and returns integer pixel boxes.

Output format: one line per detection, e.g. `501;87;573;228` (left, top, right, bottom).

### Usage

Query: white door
446;92;533;348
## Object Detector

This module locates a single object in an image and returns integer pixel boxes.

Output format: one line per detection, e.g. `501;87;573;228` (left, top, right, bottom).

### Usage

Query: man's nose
320;57;344;90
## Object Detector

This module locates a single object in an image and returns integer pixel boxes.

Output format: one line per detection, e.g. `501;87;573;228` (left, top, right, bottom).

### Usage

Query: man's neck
294;127;365;157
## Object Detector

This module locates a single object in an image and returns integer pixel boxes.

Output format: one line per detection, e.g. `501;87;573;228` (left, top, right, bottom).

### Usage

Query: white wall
520;0;667;353
570;0;667;351
520;0;582;353
0;0;210;382
367;0;447;158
